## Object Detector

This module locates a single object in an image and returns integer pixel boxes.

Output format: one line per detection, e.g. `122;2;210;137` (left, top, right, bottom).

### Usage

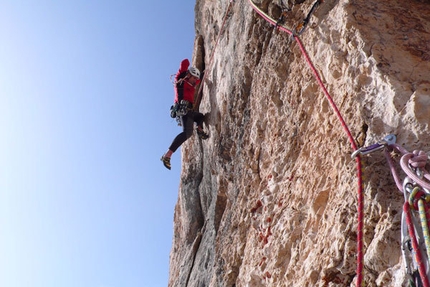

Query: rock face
168;0;430;286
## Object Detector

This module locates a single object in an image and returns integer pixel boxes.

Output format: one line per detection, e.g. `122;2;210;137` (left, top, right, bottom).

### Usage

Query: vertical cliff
169;0;430;286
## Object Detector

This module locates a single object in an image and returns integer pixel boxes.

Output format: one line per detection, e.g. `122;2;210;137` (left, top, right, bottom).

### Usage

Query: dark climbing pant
169;111;205;152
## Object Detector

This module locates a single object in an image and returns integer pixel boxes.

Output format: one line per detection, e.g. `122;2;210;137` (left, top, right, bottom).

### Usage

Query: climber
161;58;209;170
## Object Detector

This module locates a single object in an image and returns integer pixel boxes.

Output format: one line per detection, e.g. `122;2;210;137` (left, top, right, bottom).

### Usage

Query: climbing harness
248;1;365;285
353;135;430;287
176;100;192;117
170;100;193;126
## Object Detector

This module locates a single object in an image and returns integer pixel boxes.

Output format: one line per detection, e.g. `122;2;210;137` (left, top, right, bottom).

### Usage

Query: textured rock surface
169;0;430;286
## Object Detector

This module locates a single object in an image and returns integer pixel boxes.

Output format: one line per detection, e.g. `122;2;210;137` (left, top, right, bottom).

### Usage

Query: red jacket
174;59;201;104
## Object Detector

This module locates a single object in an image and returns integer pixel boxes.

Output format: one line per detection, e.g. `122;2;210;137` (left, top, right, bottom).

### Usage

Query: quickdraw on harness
170;100;193;126
353;135;430;287
294;0;322;35
270;0;322;35
275;4;291;29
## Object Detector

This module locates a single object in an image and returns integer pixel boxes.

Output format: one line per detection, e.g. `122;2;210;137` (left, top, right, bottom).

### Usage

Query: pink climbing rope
247;1;364;285
401;151;430;190
386;143;430;192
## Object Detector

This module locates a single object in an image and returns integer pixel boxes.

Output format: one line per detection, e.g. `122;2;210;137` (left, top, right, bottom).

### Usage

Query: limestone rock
169;0;430;286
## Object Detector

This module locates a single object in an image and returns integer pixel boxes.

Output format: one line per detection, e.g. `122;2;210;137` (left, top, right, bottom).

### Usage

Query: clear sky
0;1;196;286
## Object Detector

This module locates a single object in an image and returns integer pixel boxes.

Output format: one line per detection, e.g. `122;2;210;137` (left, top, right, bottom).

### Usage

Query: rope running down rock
247;1;364;285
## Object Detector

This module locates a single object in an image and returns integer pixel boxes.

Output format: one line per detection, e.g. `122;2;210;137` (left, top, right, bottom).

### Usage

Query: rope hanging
247;0;364;285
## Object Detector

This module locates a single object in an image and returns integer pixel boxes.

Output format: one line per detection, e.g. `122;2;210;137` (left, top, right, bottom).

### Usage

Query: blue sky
0;1;196;286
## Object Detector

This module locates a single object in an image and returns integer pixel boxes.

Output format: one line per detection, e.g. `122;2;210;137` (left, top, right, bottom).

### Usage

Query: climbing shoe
161;155;171;170
196;128;209;140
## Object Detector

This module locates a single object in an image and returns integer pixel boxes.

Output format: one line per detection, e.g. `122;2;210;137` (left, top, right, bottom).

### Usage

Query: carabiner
351;134;397;158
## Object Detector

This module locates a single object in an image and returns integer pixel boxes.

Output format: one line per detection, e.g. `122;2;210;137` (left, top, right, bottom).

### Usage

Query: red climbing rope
247;1;364;285
194;0;235;111
404;202;430;287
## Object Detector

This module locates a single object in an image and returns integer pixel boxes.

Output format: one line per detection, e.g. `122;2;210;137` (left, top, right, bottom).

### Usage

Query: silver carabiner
351;134;397;158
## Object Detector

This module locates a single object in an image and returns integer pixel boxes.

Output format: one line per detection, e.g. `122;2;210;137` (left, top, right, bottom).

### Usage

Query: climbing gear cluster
353;135;430;287
170;100;193;126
